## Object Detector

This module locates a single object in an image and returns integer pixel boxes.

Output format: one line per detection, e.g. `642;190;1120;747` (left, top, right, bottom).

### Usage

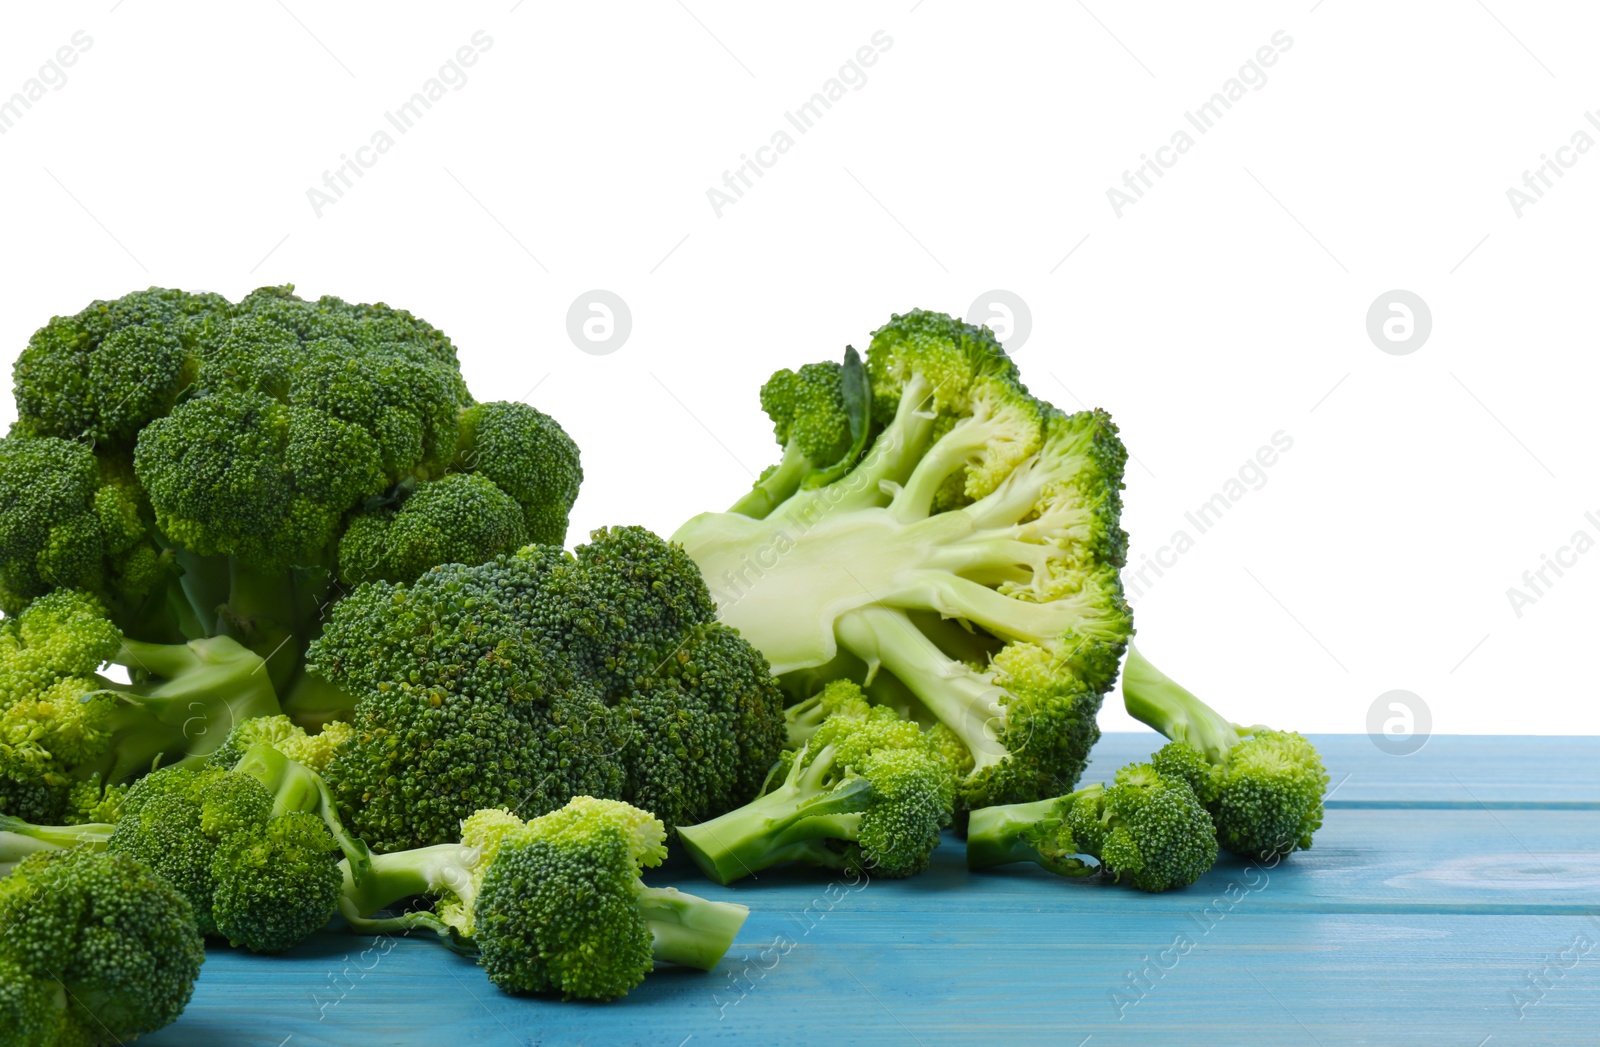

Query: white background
0;1;1593;736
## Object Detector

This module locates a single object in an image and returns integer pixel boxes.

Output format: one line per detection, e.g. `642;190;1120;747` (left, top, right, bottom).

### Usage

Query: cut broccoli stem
337;844;472;935
231;743;370;880
835;606;1005;772
637;887;750;970
92;635;281;783
1121;644;1240;763
675;752;874;885
966;793;1093;872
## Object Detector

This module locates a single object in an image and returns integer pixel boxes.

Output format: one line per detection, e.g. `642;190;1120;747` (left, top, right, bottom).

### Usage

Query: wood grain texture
140;735;1600;1047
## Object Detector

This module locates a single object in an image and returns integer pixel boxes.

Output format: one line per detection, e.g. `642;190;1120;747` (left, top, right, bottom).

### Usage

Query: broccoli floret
0;590;281;823
103;741;365;953
729;348;872;519
1124;644;1330;860
203;714;353;774
454;400;584;546
967;759;1218;892
0;846;204;1044
673;310;1132;809
677;684;956;883
311;527;787;852
4;286;582;723
337;797;748;1000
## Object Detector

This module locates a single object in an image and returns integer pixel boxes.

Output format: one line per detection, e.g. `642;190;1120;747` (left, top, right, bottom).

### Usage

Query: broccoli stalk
1122;643;1330;860
967;760;1218;892
92;634;281;783
0;816;113;876
336;799;749;1000
673;310;1132;810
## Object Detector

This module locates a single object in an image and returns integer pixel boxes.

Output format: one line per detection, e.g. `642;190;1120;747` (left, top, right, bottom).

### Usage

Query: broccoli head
967;759;1218;892
673;309;1132;810
310;526;787;852
3;285;582;720
0;846;204;1045
1124;644;1330;860
337;796;749;1000
677;681;957;883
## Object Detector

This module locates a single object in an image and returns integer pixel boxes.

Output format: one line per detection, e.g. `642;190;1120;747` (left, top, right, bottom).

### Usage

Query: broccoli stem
231;743;371;880
1121;644;1240;764
0;817;113;875
728;442;814;519
835;606;1005;772
675;752;873;885
336;844;473;934
93;635;281;783
966;794;1087;871
221;560;333;702
636;886;749;970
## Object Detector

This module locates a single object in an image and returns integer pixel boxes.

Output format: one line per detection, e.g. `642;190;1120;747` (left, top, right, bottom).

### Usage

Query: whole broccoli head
673;309;1132;810
0;589;280;824
0;846;205;1045
1125;644;1330;860
2;285;582;719
677;680;957;884
968;759;1218;893
337;797;749;1001
105;742;364;953
310;526;788;852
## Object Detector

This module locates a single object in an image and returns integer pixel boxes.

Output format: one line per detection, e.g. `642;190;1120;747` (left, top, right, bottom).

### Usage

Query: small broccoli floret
0;590;281;824
673;310;1132;811
104;742;365;952
1124;644;1330;860
967;759;1218;892
337;473;529;587
0;846;204;1044
677;686;956;884
204;714;353;774
729;348;871;519
454;400;583;546
337;797;749;1000
11;288;227;451
313;527;786;852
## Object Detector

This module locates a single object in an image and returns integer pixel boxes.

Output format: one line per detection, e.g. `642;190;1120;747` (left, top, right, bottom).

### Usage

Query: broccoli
967;759;1218;892
337;797;750;1001
677;680;956;883
672;309;1132;810
309;526;787;852
0;589;280;823
102;741;368;953
2;285;582;723
0;817;114;877
0;846;204;1045
202;713;353;774
1122;644;1330;860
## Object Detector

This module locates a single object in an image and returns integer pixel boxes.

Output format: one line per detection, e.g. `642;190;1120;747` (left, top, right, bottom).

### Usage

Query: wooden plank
1085;733;1600;807
142;909;1600;1046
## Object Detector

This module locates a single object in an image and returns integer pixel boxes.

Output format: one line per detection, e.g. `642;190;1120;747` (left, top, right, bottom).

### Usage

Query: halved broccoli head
674;309;1132;810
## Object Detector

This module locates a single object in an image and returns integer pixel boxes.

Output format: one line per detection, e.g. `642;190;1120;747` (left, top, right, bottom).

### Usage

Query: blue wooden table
143;733;1600;1046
